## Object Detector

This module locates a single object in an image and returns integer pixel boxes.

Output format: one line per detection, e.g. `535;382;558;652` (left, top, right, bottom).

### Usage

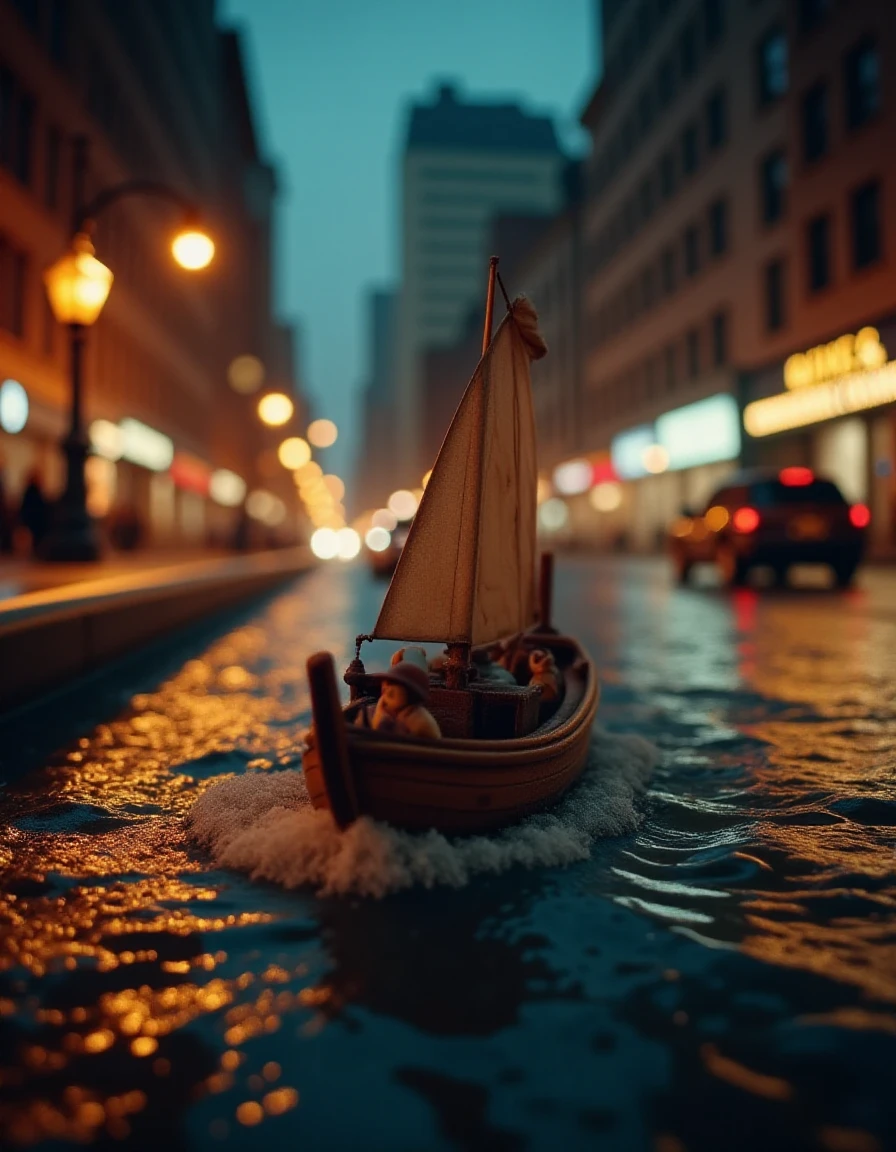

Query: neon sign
784;327;887;390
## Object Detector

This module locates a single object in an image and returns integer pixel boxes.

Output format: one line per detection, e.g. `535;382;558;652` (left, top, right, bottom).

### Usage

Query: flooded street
0;556;894;1151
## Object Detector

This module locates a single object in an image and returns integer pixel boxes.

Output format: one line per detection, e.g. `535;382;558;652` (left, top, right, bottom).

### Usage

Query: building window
711;310;728;366
852;180;882;269
704;0;725;47
681;123;699;176
761;150;788;223
679;20;698;80
684;224;701;276
659;150;676;199
802;81;829;162
658;53;676;104
765;259;786;331
758;28;788;105
0;67;35;186
807;213;831;291
686;328;700;378
664;344;677;391
661;245;677;294
709;199;728;256
0;237;27;338
706;88;727;150
799;0;832;34
44;124;61;210
844;39;880;130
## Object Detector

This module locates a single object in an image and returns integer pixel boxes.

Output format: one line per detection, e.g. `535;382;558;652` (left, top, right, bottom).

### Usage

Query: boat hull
303;646;599;833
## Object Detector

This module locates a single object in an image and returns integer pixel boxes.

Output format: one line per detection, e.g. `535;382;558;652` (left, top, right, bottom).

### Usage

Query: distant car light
779;466;814;486
732;506;761;533
849;503;871;528
365;526;391;552
704;505;730;532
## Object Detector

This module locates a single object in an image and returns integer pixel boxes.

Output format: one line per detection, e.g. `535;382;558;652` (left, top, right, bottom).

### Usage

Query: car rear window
749;479;846;507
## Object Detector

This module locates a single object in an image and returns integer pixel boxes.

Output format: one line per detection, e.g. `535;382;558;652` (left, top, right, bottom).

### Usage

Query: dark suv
669;467;870;588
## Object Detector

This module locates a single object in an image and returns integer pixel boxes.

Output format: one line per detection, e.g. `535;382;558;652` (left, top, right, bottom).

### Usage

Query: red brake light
849;503;871;528
779;467;814;486
732;506;761;533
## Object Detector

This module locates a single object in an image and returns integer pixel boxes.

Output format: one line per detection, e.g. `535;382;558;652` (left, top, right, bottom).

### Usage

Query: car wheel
833;561;858;589
717;543;749;588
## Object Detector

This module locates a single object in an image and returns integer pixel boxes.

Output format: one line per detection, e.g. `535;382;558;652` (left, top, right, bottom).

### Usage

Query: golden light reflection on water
0;578;349;1145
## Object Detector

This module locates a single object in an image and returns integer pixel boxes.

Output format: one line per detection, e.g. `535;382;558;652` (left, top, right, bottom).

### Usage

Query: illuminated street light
387;489;418;520
307;418;338;448
40;135;215;561
171;228;215;270
322;474;345;501
258;392;294;427
278;436;311;469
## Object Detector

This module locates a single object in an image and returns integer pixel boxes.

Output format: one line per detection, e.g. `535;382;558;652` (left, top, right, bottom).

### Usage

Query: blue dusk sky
218;0;598;482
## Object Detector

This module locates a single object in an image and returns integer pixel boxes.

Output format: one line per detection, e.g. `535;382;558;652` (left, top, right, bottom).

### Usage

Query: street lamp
41;135;214;561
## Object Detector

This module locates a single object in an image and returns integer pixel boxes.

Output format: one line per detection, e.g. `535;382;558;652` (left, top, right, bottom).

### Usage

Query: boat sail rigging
372;296;547;648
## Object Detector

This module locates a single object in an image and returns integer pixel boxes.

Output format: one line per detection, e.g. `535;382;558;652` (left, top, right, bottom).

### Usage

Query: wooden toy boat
303;259;599;832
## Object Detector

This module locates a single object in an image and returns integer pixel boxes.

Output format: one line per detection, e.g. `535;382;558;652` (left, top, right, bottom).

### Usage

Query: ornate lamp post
41;136;214;561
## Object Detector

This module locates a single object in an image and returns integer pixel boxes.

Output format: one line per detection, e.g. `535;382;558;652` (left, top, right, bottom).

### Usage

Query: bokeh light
589;481;623;512
310;527;339;559
227;355;265;394
171;228;214;270
336;527;361;560
372;508;398;531
257;393;294;427
322;474;345;501
387;489;418;520
538;497;569;531
307;419;338;448
277;437;311;470
365;526;391;552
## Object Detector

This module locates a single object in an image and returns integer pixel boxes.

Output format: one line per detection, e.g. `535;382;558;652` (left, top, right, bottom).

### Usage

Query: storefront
742;322;896;557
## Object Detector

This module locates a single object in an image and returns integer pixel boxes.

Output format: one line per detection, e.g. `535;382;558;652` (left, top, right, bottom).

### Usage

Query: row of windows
766;180;884;328
801;38;880;166
587;87;727;278
588;198;730;353
584;309;730;428
592;0;727;200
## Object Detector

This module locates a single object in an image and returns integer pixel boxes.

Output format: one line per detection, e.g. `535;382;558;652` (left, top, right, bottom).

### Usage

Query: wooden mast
444;256;499;691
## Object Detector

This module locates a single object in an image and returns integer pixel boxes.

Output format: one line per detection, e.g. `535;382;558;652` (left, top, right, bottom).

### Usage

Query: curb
0;548;316;711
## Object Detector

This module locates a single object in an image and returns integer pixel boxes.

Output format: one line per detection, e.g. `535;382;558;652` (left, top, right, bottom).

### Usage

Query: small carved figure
528;648;561;704
391;646;429;671
369;661;441;739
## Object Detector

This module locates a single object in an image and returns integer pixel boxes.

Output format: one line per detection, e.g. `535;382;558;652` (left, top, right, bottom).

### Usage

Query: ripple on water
186;727;659;898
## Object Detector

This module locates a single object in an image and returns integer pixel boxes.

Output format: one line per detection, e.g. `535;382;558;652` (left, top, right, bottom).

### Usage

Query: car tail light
849;503;871;528
732;506;761;533
779;466;814;486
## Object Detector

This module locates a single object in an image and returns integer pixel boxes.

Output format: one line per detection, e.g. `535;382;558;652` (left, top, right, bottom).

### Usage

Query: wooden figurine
527;648;561;704
370;662;441;739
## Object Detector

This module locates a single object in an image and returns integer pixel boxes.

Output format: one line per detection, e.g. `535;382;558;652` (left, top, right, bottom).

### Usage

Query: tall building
353;287;398;512
393;82;568;486
575;0;896;556
0;0;303;550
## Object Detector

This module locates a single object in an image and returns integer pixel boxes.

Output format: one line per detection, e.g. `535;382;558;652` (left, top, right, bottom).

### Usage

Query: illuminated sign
611;425;656;480
0;379;28;434
785;327;887;390
745;360;896;437
119;419;174;471
656;393;741;470
170;452;211;495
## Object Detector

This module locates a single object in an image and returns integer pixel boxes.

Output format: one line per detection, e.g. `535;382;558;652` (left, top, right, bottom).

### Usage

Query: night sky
217;0;596;481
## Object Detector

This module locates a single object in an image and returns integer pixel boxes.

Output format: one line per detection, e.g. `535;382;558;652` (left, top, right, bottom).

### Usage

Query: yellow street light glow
704;505;730;532
421;469;433;489
536;477;552;505
171;228;215;270
372;507;398;531
89;419;124;461
365;526;391;552
744;361;896;436
322;474;345;501
588;481;622;512
44;233;113;326
278;436;311;470
307;418;338;448
387;489;418;520
257;392;294;426
336;527;361;561
228;354;265;394
310;527;340;559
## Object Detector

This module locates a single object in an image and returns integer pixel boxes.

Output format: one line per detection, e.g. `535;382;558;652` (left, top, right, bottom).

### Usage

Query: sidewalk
0;546;316;712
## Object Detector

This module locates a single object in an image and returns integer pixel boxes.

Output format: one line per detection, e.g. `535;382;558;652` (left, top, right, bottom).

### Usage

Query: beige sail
373;297;545;646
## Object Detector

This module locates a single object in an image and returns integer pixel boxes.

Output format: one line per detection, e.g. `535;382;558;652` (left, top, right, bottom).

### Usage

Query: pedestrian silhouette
19;469;49;555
